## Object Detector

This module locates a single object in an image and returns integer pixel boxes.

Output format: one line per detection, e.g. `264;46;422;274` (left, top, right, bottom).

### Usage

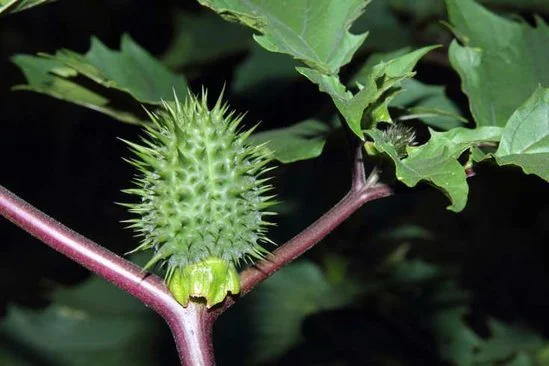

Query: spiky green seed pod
122;91;276;307
365;124;416;158
382;124;416;158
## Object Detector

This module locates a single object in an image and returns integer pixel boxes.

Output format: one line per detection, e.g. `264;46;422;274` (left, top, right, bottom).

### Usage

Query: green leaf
432;297;483;365
475;319;543;363
390;0;445;21
353;49;464;130
495;87;549;181
233;43;298;93
12;35;189;124
300;46;437;139
351;0;414;52
480;0;549;12
390;78;466;130
250;119;335;164
298;67;373;139
0;0;55;15
447;0;549;127
389;258;548;365
0;277;162;365
11;55;144;125
218;261;358;364
367;126;502;211
162;11;252;69
47;34;189;104
197;0;368;74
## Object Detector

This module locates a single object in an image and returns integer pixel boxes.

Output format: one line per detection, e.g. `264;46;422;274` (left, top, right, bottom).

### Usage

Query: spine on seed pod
122;90;276;307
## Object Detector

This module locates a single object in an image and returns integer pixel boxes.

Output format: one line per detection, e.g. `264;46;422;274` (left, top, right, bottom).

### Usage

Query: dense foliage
0;0;548;365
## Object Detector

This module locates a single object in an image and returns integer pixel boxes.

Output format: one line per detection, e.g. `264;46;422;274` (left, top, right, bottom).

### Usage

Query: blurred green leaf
475;320;543;363
0;0;56;15
250;118;335;164
447;0;549;127
197;0;368;75
12;35;189;124
481;0;549;12
432;297;482;365
495;87;549;182
218;261;358;364
0;277;162;366
162;11;251;69
388;0;549;21
352;0;414;52
387;259;548;365
390;0;445;21
367;126;502;211
391;78;465;130
233;43;298;93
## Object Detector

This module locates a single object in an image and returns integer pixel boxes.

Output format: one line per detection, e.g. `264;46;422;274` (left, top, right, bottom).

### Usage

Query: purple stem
240;181;391;295
212;154;392;315
0;184;214;366
0;144;393;364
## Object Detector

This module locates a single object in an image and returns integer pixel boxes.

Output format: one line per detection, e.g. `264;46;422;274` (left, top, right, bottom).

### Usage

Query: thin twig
0;184;214;366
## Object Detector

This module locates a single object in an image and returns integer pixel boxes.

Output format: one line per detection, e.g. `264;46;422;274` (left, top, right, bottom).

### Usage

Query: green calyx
123;90;276;307
168;257;240;308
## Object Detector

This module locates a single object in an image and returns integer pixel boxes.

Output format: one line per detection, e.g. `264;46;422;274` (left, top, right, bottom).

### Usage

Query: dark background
1;1;548;365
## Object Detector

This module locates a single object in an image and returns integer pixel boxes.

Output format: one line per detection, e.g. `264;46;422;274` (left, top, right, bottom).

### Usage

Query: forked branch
0;185;214;366
0;145;392;365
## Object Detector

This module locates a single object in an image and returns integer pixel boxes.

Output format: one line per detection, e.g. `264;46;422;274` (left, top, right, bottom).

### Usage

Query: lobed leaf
45;34;189;104
495;87;549;181
367;126;502;211
12;35;189;125
447;0;549;127
197;0;369;75
300;46;437;139
12;55;145;125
